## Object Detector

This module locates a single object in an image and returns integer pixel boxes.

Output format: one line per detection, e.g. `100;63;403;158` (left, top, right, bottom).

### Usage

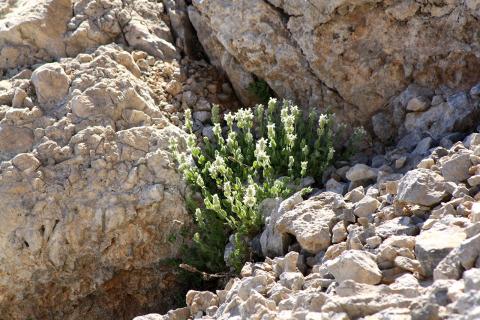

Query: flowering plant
170;99;335;272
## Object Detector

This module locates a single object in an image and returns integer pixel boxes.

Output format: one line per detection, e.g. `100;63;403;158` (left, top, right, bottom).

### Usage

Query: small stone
394;256;422;275
31;63;70;108
415;226;466;277
468;175;480;187
326;178;347;195
471;202;480;223
279;272;304;291
276;193;341;253
353;195;380;218
406;96;430;111
412;137;433;155
12;153;40;172
464;133;480;149
346;164;378;182
463;268;480;291
366;236;382;248
397;169;447;206
11;88;27;108
417;158;434;169
395;156;407;169
470;83;480;96
441;153;472;182
344;186;365;203
186;290;219;315
326;250;382;285
193;111;211;123
332;221;347;244
384;180;399;195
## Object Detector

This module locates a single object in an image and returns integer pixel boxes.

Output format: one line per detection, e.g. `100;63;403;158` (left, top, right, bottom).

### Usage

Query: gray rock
260;195;299;257
412;137;432;155
464;133;480;149
375;217;419;238
276;192;342;254
415;225;466;277
441;153;472;182
372;112;395;143
434;233;480;280
193;110;211;123
396;169;447;206
471;83;480;97
325;178;347;195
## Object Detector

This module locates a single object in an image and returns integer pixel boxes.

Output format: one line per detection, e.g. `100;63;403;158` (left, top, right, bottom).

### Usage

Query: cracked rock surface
189;0;480;126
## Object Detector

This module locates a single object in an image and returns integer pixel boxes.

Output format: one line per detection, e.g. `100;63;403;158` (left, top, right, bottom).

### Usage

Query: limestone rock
441;153;472;182
346;164;378;182
276;192;342;253
434;233;480;280
0;45;191;320
31;63;70;108
396;169;447;206
415;225;466;277
190;0;480;125
354;196;380;218
327;250;382;285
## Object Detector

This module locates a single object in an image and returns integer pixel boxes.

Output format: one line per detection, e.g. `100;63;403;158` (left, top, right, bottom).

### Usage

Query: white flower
268;98;277;114
236;108;254;129
226;131;238;149
243;183;257;208
301;161;308;177
196;174;205;188
186;133;196;150
213;123;222;137
255;138;270;167
208;153;227;179
225;112;235;129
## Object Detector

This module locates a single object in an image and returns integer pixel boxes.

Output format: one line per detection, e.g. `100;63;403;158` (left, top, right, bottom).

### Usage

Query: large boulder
0;0;178;71
190;0;480;124
0;45;191;320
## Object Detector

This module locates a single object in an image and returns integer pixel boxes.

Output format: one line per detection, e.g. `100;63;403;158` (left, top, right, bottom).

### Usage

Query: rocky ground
2;0;480;320
144;125;480;320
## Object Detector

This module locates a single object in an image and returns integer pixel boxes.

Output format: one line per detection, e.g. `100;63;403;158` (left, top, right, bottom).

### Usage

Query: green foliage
248;79;273;105
170;99;335;273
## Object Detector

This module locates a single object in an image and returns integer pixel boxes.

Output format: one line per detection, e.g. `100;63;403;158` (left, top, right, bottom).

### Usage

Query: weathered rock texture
189;0;480;127
0;0;178;74
0;44;192;320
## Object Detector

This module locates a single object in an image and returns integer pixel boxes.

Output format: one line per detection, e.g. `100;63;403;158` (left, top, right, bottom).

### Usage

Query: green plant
248;79;274;105
170;99;335;272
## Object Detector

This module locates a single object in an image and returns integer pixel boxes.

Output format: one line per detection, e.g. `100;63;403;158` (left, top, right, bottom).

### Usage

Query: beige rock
327;250;382;285
354;195;381;218
0;45;190;320
186;290;219;315
396;169;447;206
346;164;378;182
276;192;342;253
31;63;70;108
415;225;466;277
191;0;480;125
